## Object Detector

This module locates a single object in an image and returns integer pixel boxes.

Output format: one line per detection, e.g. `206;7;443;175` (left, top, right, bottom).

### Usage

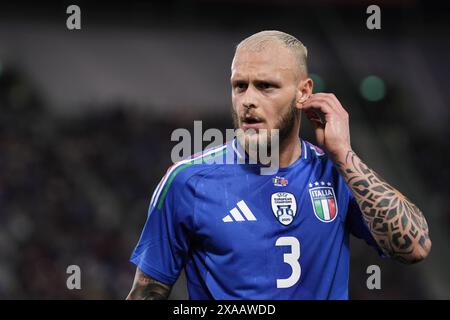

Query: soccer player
127;31;431;300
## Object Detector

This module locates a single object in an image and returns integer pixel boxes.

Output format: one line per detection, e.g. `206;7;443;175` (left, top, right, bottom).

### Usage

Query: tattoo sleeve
126;268;172;300
335;150;432;264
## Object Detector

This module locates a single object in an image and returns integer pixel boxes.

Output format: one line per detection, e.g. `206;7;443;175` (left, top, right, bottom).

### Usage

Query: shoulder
170;143;229;186
303;140;329;162
302;140;344;181
151;144;229;209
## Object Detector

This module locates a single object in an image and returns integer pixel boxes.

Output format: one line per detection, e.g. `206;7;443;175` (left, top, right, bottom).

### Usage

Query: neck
236;129;302;169
278;134;302;168
237;133;302;168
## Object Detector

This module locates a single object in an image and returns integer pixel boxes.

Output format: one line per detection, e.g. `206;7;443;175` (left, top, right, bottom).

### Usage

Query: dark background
0;0;449;299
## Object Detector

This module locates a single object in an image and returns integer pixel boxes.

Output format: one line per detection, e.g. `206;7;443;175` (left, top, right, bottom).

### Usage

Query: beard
231;98;300;155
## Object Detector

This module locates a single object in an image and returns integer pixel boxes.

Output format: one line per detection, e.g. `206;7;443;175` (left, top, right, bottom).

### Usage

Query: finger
312;122;325;147
309;93;341;114
304;108;325;130
302;97;336;120
302;97;334;112
314;93;348;117
327;93;348;116
305;109;325;127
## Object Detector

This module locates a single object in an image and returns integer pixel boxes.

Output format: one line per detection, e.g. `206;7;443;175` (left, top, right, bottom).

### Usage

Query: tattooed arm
126;268;172;300
301;93;431;264
334;149;431;263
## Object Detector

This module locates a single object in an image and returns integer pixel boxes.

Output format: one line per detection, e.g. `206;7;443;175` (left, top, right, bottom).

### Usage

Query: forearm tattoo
335;150;431;263
127;268;171;300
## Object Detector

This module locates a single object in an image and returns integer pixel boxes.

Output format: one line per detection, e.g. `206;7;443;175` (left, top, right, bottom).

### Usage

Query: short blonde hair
236;30;309;76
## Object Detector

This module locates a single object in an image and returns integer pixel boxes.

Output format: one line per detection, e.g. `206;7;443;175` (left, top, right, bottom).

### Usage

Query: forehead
231;42;298;80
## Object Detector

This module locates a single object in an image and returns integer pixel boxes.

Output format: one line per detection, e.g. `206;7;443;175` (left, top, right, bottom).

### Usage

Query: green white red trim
150;144;228;210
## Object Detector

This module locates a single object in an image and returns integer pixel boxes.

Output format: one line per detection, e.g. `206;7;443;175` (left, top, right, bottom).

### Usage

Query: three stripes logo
222;200;257;223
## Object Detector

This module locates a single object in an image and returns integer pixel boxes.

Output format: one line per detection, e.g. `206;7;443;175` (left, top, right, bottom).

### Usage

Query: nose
241;86;258;110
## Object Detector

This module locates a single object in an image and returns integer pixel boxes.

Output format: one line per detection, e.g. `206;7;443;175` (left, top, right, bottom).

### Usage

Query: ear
295;78;313;109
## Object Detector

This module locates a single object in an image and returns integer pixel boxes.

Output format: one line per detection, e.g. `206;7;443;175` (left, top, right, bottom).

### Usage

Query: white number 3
276;236;301;288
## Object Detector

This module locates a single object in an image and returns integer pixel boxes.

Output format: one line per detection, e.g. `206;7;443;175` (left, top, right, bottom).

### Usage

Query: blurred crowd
0;66;179;298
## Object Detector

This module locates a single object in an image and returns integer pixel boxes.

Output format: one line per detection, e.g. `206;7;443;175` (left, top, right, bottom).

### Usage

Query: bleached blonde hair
235;30;309;77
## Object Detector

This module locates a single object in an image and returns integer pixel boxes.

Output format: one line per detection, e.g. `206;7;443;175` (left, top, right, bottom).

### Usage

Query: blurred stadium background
0;0;449;299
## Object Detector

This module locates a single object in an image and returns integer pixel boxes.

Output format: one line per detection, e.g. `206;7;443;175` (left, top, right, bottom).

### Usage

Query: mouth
241;115;265;130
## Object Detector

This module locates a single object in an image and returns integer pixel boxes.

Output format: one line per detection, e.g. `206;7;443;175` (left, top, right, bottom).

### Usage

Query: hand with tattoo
302;93;432;263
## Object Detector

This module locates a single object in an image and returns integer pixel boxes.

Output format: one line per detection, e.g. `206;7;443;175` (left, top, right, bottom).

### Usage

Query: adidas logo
222;200;257;222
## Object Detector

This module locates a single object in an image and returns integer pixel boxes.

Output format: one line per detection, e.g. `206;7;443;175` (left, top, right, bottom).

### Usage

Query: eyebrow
230;77;282;87
254;79;281;86
231;71;278;80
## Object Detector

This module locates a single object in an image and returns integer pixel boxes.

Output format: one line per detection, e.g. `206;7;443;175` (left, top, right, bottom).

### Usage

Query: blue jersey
130;139;382;299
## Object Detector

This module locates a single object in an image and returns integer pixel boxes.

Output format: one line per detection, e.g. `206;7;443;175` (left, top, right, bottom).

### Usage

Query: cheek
265;100;292;128
231;95;241;111
264;102;284;125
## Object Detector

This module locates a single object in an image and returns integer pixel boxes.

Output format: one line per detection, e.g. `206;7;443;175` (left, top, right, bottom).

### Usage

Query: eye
233;81;247;92
256;81;275;91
